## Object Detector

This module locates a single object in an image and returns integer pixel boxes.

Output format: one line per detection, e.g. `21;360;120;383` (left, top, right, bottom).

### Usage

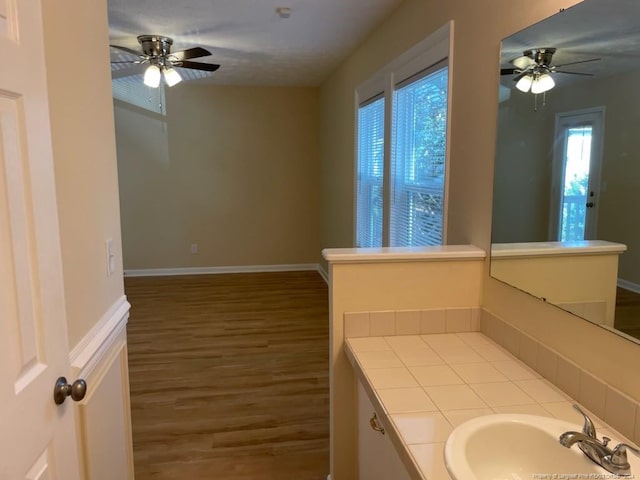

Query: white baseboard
124;263;320;277
318;264;329;285
69;295;131;378
618;278;640;294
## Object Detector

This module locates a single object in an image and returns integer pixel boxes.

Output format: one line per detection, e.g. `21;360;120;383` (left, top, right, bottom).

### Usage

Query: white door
549;107;605;241
0;1;82;479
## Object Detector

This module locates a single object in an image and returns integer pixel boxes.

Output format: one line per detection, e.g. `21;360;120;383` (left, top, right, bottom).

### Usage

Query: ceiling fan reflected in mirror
110;35;221;88
501;47;600;94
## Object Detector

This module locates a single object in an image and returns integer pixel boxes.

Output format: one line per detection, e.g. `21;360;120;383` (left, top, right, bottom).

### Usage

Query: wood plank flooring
615;287;640;340
125;271;329;480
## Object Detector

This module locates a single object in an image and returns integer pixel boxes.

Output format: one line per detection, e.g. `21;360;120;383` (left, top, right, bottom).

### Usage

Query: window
560;125;592;241
391;66;448;246
549;107;604;242
356;96;385;247
355;24;451;248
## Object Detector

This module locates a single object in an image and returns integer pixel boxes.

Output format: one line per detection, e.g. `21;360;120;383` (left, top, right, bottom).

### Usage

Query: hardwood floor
615;287;640;340
125;271;330;480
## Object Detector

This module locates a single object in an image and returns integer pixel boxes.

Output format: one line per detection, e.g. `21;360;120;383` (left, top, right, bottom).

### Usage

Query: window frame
354;21;453;247
355;94;385;248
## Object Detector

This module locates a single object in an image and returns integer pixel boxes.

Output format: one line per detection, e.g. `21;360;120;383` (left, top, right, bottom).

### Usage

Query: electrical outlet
105;238;116;276
190;243;199;254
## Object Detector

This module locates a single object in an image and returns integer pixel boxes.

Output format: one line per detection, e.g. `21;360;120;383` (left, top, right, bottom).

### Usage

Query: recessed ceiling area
108;0;403;86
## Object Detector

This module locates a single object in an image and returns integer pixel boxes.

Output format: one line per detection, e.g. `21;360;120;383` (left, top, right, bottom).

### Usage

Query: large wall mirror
491;0;640;343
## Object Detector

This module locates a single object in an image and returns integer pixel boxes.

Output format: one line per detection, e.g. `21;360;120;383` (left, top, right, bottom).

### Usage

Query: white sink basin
444;414;609;480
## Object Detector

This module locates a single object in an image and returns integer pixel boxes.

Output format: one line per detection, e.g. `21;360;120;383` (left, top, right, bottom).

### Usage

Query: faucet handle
610;443;640;468
572;404;597;438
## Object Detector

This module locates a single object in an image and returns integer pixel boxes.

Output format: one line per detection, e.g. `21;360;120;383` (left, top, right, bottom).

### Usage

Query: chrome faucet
559;404;640;476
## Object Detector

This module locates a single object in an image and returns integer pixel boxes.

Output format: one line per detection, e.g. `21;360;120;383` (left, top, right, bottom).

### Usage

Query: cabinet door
357;381;412;480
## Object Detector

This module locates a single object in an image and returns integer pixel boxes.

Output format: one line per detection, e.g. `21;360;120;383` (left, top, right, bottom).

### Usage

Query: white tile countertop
345;332;635;480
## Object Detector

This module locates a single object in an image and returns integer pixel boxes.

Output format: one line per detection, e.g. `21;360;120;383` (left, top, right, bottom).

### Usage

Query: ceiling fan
500;48;599;94
110;35;221;88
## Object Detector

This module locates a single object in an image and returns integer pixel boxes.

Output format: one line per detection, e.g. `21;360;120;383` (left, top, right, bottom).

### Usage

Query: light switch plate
105;238;115;276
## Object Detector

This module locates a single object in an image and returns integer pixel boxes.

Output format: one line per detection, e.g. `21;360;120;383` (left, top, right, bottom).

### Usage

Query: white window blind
112;75;166;115
354;23;451;249
390;65;448;246
356;95;385;247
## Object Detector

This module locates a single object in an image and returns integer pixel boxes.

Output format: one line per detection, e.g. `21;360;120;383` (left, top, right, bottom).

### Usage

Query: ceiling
500;0;640;90
108;0;403;86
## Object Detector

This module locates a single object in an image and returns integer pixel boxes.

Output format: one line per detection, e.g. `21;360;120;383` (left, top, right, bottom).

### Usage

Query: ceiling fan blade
110;44;142;57
512;56;536;70
177;61;220;72
501;68;519;75
553;70;594;76
552;58;600;68
171;47;212;61
512;70;530;83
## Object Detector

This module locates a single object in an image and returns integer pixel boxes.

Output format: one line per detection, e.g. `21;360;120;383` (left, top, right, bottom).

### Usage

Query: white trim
618;278;640;294
441;22;454;245
124;263;320;277
491;240;627;259
354;21;453;248
548;106;606;241
69;295;131;378
355;21;452;102
322;244;485;263
318;264;329;285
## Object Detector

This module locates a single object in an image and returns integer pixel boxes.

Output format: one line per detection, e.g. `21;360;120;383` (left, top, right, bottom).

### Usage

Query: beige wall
328;258;484;479
116;85;321;270
493;70;640;283
492;91;554;243
319;0;580;252
491;253;620;326
319;0;640;477
540;71;640;284
318;0;640;406
42;0;124;349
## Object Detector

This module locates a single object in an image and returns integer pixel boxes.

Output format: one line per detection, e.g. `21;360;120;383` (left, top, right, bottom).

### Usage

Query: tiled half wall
344;307;481;338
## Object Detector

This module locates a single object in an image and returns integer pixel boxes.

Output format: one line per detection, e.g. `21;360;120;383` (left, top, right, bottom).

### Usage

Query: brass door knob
53;376;87;405
369;412;385;434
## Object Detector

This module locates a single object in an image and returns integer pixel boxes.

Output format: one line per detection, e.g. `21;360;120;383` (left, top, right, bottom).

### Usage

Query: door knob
53;376;87;405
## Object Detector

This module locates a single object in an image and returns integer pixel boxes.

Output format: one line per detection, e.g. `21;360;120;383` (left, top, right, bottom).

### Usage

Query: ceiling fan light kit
143;64;161;88
111;34;221;88
276;7;291;18
502;46;598;96
530;73;555;94
516;71;555;94
162;67;182;87
515;74;533;92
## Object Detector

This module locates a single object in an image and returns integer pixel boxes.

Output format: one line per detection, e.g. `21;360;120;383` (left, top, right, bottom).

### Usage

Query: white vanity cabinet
357;381;412;480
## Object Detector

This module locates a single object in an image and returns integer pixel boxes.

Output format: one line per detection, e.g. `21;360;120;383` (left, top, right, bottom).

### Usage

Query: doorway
549;107;605;241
